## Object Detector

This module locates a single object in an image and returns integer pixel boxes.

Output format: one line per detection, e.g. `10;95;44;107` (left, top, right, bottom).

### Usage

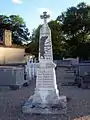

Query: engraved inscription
37;69;54;88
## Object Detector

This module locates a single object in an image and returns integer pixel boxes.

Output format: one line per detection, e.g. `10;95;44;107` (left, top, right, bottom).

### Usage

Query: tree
26;2;90;60
0;15;10;40
25;25;42;57
57;2;90;60
25;20;66;59
0;15;30;45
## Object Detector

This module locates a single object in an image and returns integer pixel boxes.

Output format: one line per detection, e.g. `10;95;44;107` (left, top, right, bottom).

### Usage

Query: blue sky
0;0;90;34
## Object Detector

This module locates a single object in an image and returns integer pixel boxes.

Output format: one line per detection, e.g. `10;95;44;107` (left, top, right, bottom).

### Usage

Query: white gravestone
22;12;67;114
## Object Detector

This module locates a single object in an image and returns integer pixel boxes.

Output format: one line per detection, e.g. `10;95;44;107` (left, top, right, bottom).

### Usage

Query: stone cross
40;12;50;24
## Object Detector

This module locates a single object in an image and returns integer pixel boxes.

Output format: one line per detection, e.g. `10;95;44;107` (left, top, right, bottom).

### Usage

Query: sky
0;0;90;34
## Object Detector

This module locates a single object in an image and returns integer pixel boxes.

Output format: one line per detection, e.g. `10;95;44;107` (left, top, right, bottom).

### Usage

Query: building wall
0;47;25;64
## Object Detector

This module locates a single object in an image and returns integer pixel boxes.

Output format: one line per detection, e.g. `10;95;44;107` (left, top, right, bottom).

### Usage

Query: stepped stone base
22;89;67;115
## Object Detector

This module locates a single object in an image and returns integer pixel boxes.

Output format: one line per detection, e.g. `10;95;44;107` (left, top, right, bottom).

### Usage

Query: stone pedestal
22;61;67;114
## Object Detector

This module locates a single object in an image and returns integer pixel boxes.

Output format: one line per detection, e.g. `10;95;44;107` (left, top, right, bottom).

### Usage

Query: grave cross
40;11;50;24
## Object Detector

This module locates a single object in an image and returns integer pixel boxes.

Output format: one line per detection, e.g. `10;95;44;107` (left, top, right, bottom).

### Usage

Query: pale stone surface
22;94;67;114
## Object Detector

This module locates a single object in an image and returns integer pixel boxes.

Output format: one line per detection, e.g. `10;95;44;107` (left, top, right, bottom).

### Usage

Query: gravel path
0;67;90;120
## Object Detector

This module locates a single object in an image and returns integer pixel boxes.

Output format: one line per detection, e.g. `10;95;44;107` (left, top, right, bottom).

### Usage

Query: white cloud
38;8;52;22
12;0;23;4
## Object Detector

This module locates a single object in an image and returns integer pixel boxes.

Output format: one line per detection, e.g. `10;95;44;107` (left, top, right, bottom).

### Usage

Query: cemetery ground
0;67;90;120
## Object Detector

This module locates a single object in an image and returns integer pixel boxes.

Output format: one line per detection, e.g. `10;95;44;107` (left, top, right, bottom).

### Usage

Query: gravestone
22;12;67;114
3;30;12;47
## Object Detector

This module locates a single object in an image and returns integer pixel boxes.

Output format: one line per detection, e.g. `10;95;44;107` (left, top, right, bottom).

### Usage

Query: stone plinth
22;96;67;114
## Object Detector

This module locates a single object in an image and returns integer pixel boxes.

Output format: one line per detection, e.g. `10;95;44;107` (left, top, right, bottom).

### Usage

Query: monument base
22;89;67;115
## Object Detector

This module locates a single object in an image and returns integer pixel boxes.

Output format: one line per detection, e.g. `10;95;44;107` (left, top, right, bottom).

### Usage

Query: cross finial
40;11;50;24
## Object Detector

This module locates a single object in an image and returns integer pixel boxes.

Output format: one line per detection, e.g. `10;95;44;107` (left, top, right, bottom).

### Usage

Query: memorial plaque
36;68;54;88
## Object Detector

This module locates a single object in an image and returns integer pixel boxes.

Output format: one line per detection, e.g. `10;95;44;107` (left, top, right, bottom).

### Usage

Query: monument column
22;12;67;114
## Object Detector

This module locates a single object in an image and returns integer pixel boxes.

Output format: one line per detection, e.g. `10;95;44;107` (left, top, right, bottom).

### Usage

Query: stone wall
0;47;25;64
